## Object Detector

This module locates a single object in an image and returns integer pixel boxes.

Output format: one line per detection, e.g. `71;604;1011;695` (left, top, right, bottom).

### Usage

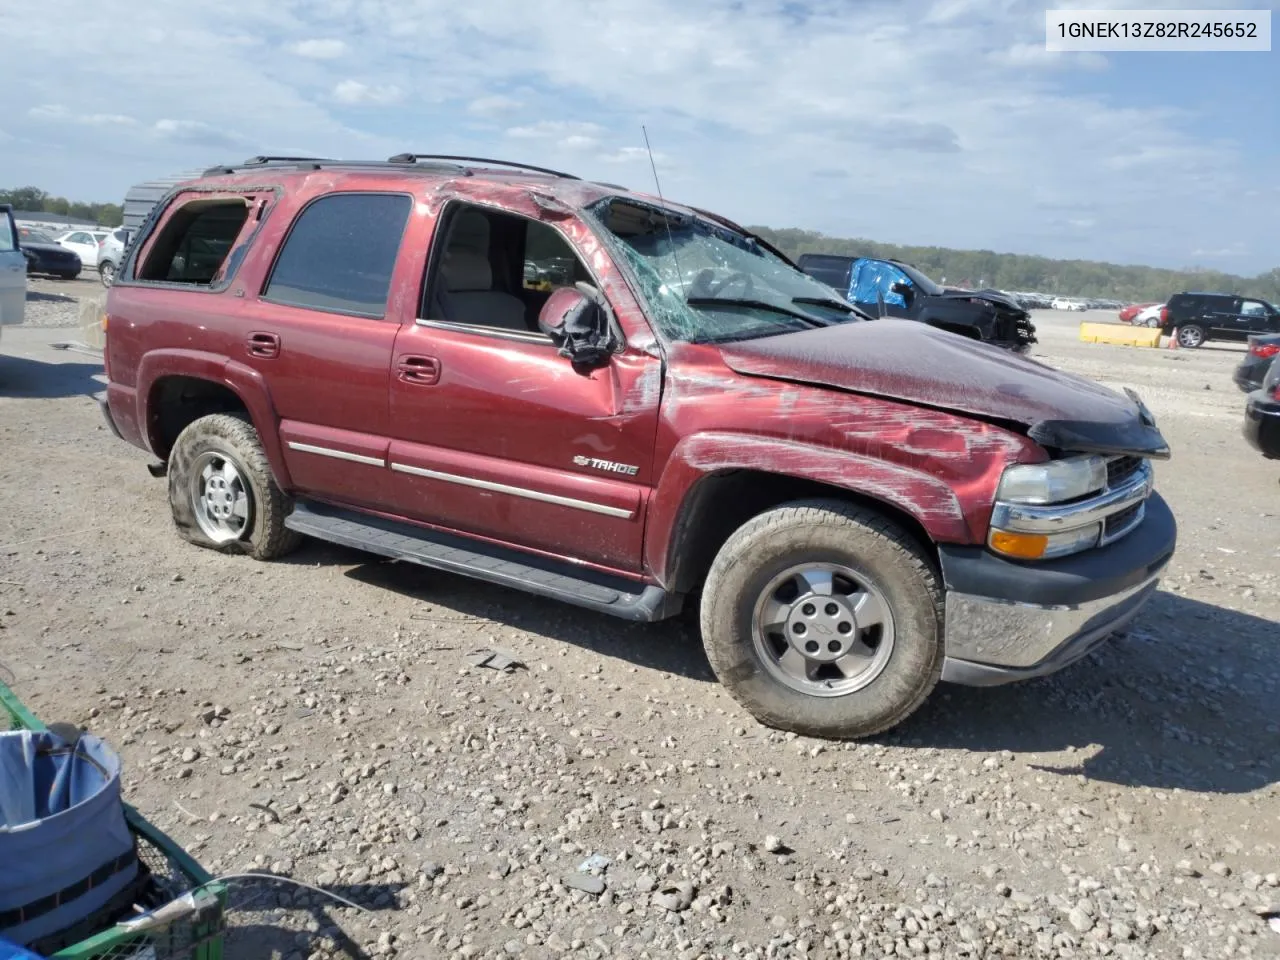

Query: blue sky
1;0;1276;274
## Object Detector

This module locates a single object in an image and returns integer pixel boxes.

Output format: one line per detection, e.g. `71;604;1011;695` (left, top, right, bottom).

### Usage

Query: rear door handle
398;355;441;385
247;331;280;359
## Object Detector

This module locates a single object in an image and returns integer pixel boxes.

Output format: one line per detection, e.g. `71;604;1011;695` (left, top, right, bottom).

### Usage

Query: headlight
995;456;1106;505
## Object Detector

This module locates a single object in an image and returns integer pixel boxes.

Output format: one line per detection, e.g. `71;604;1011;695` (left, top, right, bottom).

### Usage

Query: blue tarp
0;938;45;960
848;258;909;311
0;730;137;947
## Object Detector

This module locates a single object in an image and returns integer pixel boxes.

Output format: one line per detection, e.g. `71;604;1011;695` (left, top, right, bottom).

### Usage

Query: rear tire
167;413;302;560
1177;324;1205;348
99;261;115;287
700;499;943;739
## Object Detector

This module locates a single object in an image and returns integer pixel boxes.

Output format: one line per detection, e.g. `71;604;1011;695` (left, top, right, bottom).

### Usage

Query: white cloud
288;38;346;59
152;119;248;149
0;0;1271;273
506;120;604;140
599;146;664;164
29;104;137;126
333;79;403;105
993;43;1108;70
468;95;523;117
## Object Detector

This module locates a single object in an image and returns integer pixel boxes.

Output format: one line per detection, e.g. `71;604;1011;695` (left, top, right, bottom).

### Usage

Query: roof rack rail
387;154;581;180
244;155;327;164
202;156;331;176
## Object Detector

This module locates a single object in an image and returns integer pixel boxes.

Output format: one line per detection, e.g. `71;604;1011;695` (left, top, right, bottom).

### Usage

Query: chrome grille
1101;500;1145;544
1106;456;1143;489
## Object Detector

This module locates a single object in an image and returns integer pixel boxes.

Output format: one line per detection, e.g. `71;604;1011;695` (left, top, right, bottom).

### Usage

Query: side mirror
537;283;617;367
889;281;912;299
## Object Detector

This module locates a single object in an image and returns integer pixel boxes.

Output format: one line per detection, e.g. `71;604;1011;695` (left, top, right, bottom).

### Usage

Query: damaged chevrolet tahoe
98;155;1177;738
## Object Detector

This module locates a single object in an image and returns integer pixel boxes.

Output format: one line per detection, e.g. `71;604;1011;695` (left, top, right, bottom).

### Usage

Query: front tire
700;499;943;739
167;414;301;560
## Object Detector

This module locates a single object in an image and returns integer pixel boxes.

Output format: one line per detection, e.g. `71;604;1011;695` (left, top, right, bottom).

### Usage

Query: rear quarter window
136;196;254;286
262;193;412;319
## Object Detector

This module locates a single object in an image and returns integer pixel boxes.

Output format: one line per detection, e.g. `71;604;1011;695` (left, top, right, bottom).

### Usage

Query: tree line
0;186;124;228
751;225;1280;304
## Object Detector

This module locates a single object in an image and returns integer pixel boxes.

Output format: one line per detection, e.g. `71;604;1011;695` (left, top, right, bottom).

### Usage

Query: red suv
99;155;1177;738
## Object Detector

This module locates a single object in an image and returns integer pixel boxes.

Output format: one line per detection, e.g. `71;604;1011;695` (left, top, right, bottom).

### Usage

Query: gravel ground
19;274;105;328
1;307;1277;960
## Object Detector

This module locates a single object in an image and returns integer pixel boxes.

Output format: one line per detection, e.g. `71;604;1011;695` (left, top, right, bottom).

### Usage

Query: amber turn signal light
988;529;1048;560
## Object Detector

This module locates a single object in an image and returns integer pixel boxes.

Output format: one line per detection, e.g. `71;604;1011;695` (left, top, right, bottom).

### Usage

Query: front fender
644;431;975;588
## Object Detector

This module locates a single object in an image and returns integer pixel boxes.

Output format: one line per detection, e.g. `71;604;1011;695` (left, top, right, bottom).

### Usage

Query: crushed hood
938;288;1023;311
719;319;1170;458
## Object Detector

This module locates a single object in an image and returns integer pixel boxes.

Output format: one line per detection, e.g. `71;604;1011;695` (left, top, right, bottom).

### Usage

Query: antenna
641;126;687;299
642;126;667;201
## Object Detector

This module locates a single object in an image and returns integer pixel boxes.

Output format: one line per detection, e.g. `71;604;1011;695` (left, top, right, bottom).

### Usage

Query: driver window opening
424;204;593;335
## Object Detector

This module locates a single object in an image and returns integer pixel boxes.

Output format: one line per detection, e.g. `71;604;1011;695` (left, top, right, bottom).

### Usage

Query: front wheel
700;499;943;739
167;413;302;560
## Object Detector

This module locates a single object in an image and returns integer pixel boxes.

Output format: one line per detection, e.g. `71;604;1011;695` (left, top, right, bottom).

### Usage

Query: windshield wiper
686;297;828;328
791;296;875;322
791;296;855;312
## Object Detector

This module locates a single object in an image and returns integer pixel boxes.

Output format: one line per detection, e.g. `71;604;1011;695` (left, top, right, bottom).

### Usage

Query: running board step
285;501;681;622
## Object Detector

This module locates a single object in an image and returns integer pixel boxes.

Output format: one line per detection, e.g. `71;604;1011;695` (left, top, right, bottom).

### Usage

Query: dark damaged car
18;228;82;280
98;155;1172;739
797;254;1037;352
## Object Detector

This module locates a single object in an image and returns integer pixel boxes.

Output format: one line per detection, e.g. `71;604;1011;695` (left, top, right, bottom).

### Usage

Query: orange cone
1168;327;1179;350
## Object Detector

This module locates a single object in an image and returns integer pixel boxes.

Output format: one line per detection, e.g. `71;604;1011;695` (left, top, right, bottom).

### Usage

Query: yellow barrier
1078;322;1161;347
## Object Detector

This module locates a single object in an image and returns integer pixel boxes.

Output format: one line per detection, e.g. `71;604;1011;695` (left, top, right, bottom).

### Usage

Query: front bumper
938;492;1176;686
95;389;124;441
1244;390;1280;458
1233;370;1263;394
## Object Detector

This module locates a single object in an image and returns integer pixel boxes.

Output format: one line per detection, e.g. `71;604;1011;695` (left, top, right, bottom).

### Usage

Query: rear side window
263;193;411;319
138;198;252;285
0;212;15;253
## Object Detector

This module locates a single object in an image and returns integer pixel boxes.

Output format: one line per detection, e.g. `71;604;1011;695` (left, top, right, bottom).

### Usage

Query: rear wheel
700;499;943;739
99;261;115;287
167;413;301;560
1177;324;1205;348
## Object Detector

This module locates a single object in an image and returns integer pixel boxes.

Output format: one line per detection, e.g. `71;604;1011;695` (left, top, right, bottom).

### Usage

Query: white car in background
1134;303;1165;327
1050;298;1088;311
55;229;108;268
96;227;132;287
0;206;25;341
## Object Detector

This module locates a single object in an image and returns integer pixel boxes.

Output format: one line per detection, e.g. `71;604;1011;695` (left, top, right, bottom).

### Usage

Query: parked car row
11;224;133;285
16;227;82;280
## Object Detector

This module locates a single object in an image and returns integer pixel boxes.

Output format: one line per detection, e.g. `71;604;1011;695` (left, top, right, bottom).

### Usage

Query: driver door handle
247;331;280;358
398;355;441;385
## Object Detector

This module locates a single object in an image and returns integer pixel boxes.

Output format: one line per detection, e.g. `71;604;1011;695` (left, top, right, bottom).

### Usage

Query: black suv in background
1163;292;1280;348
796;254;1037;352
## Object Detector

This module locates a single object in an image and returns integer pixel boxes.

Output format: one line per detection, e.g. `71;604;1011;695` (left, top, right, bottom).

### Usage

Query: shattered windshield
592;198;860;344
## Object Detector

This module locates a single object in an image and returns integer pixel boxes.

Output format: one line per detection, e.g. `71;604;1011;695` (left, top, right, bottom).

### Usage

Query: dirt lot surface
2;292;1278;960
